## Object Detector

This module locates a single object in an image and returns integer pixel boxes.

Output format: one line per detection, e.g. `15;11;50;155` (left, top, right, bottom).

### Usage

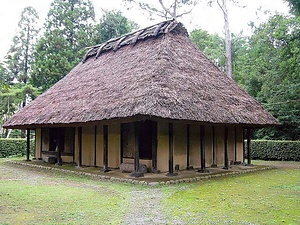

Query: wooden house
4;20;278;177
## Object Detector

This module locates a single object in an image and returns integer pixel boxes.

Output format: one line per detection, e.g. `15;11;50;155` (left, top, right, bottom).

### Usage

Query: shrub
251;140;300;161
0;138;35;158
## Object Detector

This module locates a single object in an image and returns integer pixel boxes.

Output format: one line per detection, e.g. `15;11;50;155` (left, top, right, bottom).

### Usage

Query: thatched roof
4;20;278;129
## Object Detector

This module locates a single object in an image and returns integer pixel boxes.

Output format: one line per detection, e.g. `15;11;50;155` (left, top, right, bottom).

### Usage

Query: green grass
0;159;131;225
162;167;300;224
1;158;300;225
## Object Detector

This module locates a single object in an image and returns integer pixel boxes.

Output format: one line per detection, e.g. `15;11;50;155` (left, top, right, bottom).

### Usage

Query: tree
191;14;300;140
5;6;39;136
207;0;235;79
95;10;138;44
239;15;300;140
0;62;8;85
190;29;226;71
123;0;197;20
125;0;235;79
5;6;39;84
31;0;96;91
0;84;39;138
217;0;232;79
286;0;300;15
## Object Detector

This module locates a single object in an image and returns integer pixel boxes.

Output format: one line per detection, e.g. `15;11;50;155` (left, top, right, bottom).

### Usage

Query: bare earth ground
253;160;300;169
123;189;167;225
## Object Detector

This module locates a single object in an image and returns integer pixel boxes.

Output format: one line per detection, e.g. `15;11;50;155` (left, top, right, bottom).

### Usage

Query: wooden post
211;126;217;167
242;128;245;164
94;126;97;167
33;129;36;160
120;124;124;164
72;128;75;163
186;124;190;170
56;145;62;165
26;128;31;161
102;125;109;172
56;128;63;166
40;128;43;160
234;127;237;162
167;123;177;176
223;126;229;169
134;122;140;172
247;128;252;165
78;127;82;167
198;125;208;173
152;121;158;173
56;134;62;166
130;121;144;177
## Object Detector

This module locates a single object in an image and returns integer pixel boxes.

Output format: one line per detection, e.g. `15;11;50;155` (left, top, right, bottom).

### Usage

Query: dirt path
255;160;300;169
0;160;54;183
123;189;167;225
122;188;185;225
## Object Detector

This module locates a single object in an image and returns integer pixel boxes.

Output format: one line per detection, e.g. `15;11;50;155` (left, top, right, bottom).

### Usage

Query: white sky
0;0;289;60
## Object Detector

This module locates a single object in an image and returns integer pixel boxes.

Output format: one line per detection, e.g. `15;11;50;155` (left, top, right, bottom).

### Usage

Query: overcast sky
0;0;289;60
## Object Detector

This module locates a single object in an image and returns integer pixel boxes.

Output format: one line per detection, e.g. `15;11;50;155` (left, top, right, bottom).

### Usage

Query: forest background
0;0;299;140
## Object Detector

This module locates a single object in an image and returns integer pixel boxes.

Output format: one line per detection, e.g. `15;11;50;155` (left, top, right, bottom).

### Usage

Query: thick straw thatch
4;20;278;129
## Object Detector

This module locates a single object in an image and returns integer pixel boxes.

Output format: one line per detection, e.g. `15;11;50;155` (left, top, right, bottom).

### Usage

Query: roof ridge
82;20;187;63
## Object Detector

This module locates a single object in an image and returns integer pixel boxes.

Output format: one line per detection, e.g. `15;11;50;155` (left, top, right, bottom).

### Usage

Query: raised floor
9;159;274;186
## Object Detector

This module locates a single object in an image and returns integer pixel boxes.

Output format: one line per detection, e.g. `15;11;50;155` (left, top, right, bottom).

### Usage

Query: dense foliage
30;0;96;91
247;15;300;140
191;14;300;140
251;140;300;161
5;6;39;85
0;138;35;158
0;1;136;138
95;10;138;44
286;0;300;15
0;84;39;138
190;29;226;71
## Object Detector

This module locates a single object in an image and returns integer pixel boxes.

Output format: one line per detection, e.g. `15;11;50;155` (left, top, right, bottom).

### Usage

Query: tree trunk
6;129;12;139
217;0;233;79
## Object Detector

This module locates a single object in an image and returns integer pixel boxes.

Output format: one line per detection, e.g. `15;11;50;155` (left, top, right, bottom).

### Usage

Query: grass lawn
162;161;300;224
0;158;132;225
0;158;299;224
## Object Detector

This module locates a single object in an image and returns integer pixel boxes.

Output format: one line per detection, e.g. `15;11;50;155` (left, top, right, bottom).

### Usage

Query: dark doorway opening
122;120;156;160
42;127;74;155
139;120;153;159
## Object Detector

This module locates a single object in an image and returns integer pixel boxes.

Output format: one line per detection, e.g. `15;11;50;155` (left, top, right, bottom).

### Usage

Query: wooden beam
102;125;109;172
130;121;144;177
167;123;177;176
234;127;237;162
134;122;140;172
247;128;252;165
72;128;75;163
198;125;208;173
242;128;245;164
94;126;97;167
152;121;158;173
186;124;190;170
223;126;229;169
211;126;217;167
56;129;62;166
40;128;43;159
78;127;82;167
26;128;31;161
120;124;124;164
33;129;36;160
